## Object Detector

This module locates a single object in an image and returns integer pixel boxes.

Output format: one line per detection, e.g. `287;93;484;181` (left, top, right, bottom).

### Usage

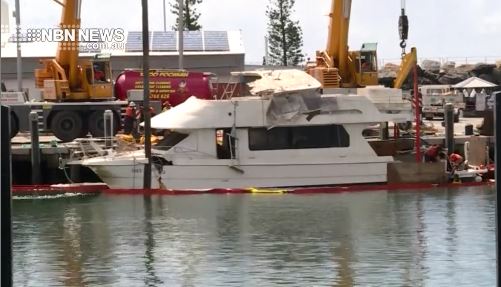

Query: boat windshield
154;131;188;151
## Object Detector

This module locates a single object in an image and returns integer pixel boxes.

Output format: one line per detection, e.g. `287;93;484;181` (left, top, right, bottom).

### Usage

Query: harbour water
13;186;495;286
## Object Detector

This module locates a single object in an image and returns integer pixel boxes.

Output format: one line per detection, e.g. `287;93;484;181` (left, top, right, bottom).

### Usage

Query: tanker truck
114;69;215;107
3;69;215;142
2;0;216;142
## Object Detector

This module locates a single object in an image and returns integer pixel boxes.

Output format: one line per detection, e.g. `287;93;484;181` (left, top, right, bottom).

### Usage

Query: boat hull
88;162;389;190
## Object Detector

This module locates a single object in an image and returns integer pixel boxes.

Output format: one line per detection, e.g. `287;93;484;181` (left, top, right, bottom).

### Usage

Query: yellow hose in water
248;187;286;194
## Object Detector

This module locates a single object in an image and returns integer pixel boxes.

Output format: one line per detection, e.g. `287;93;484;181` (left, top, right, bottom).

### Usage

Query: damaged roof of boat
147;70;411;130
231;69;322;96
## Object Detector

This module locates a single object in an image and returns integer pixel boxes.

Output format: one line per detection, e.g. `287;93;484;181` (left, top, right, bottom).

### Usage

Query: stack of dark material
379;60;501;90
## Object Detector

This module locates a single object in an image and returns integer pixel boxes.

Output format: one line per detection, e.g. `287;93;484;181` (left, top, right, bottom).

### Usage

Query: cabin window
359;52;377;73
216;128;236;159
248;127;289;150
92;61;111;83
154;131;188;150
248;125;349;151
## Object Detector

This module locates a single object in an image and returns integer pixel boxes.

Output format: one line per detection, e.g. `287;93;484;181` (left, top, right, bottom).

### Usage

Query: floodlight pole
178;0;184;69
15;0;22;92
162;0;167;32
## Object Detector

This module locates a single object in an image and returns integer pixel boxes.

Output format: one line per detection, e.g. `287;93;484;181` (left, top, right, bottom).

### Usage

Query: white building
1;29;245;92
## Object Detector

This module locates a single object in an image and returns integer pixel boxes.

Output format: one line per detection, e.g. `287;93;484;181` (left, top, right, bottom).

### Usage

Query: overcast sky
3;0;501;64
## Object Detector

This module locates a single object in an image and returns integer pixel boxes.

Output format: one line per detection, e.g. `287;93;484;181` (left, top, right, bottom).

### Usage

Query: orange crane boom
306;0;378;88
34;0;113;101
326;0;351;82
306;0;417;90
54;0;81;89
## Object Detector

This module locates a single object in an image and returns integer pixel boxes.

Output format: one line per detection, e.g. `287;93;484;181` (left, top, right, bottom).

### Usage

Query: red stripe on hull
12;181;493;197
12;183;108;196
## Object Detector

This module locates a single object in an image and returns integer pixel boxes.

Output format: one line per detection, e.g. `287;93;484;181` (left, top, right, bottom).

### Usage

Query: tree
265;0;304;66
170;0;203;31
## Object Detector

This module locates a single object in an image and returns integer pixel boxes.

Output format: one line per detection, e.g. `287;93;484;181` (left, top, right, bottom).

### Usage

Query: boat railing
66;138;109;161
223;83;238;99
218;77;240;100
68;136;141;161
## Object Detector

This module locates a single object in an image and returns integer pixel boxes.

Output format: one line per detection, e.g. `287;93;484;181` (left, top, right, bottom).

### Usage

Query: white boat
79;70;412;190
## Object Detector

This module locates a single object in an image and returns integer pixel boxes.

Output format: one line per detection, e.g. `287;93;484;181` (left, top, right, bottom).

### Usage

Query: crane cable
399;0;409;57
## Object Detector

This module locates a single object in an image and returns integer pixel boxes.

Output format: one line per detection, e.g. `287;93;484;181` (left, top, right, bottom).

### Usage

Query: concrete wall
388;162;448;184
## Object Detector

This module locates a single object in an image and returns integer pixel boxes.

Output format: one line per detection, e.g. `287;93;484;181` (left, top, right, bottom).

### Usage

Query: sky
3;0;501;64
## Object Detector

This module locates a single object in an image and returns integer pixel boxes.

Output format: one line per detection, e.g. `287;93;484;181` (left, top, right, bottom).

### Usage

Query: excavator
305;0;417;90
34;0;113;101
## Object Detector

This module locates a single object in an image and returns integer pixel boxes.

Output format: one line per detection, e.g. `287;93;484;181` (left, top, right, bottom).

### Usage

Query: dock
11;134;110;185
9;116;495;188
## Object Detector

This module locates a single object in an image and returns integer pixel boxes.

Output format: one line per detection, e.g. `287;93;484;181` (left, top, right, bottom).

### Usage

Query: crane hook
400;39;407;49
398;6;409;57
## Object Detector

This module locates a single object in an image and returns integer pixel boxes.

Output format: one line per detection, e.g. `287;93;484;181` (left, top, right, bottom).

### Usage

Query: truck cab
420;85;464;122
352;43;379;87
39;55;114;101
84;56;114;100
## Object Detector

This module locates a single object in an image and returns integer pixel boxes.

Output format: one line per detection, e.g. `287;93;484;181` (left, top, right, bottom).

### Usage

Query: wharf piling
444;103;455;156
29;111;41;184
104;109;113;149
1;105;13;285
495;87;500;281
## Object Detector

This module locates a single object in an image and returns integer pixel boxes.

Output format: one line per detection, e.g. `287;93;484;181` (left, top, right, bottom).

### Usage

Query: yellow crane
306;0;417;89
34;0;113;101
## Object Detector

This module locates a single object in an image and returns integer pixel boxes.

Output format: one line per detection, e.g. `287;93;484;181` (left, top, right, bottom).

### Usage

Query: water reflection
446;191;458;263
13;187;495;286
61;207;84;286
143;196;163;286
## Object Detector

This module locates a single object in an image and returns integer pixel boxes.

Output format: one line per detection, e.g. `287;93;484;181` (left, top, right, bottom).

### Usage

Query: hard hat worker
136;105;155;123
135;105;157;138
449;150;464;173
124;101;137;135
424;144;444;163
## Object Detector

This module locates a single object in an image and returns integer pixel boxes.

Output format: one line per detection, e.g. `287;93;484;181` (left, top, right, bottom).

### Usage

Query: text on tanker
134;81;175;99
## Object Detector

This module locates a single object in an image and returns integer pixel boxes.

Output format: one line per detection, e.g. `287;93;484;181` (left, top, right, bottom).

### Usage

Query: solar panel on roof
183;31;203;51
203;31;229;51
124;30;232;53
151;31;177;51
125;31;151;52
